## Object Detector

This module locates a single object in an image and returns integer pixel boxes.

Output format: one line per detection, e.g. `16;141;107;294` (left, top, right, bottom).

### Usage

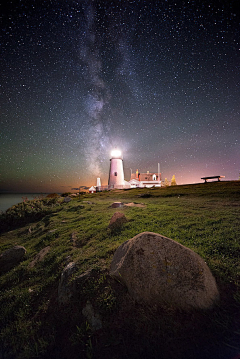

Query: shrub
46;193;59;198
0;198;62;234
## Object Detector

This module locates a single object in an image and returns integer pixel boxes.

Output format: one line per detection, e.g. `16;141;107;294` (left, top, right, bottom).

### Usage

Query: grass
0;181;240;359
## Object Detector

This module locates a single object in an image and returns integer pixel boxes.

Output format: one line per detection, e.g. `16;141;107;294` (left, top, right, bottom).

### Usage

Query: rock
58;262;78;305
64;196;71;203
70;231;78;247
137;193;151;198
108;212;128;230
0;245;27;274
111;202;124;208
73;269;95;293
29;246;51;268
110;232;219;310
49;229;57;233
82;301;102;331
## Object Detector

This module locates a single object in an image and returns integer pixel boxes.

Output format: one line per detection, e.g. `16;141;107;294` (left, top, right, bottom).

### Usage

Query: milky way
1;0;239;192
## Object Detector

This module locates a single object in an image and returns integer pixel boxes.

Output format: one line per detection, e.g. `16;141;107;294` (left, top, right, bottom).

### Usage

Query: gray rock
74;268;95;292
0;245;27;274
58;262;78;304
82;301;102;331
29;246;51;268
64;196;72;203
108;212;128;230
111;202;124;208
49;229;57;233
75;268;93;283
70;231;78;247
110;232;219;310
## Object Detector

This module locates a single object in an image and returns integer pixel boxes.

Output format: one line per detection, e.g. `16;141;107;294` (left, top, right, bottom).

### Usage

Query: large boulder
0;245;26;274
110;232;219;310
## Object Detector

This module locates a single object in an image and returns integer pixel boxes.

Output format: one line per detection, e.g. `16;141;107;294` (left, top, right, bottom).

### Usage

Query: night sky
1;0;239;193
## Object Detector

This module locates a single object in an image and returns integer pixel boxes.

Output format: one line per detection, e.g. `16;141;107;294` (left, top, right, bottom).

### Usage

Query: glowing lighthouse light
111;149;122;158
108;149;125;188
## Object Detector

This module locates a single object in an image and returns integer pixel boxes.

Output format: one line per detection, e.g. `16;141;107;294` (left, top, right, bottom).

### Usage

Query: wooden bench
201;176;225;183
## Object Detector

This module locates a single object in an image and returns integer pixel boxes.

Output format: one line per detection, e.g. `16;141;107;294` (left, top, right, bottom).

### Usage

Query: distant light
111;149;122;158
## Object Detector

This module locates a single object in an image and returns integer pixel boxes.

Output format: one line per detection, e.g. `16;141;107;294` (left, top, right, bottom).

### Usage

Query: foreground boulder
110;232;219;310
0;245;26;274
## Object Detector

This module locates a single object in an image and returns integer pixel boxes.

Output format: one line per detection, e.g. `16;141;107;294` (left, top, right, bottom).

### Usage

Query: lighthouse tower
108;149;125;189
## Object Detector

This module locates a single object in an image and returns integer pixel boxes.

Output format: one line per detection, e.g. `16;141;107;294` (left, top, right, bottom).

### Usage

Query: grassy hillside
0;181;240;359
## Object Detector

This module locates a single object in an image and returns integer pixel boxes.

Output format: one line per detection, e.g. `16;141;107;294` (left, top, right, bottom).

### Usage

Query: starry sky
1;0;239;193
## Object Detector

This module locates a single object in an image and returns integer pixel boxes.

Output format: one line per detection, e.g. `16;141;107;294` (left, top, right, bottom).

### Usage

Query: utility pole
158;163;161;184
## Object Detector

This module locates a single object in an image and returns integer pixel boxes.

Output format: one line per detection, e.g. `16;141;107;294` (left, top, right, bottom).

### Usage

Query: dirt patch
124;202;146;208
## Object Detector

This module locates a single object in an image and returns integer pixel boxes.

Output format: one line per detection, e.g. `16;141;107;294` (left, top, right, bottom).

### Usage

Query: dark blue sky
1;0;239;192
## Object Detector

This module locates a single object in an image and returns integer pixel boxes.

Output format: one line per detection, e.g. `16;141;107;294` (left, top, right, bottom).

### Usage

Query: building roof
89;186;96;191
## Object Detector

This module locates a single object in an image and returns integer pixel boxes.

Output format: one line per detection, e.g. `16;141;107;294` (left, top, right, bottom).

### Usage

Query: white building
88;150;161;192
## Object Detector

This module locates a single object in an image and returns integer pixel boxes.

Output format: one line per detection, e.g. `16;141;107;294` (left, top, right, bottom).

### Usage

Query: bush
46;193;59;198
0;198;62;234
61;192;72;197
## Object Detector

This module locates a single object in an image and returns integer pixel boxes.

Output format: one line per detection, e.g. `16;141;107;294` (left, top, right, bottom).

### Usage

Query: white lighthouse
108;149;125;189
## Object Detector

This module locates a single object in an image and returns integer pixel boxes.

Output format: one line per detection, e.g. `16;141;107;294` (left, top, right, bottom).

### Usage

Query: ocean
0;194;48;212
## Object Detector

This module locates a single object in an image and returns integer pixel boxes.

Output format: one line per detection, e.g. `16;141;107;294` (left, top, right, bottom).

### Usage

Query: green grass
0;181;240;359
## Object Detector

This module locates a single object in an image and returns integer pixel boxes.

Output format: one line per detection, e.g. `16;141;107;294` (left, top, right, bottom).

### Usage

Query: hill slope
0;181;240;359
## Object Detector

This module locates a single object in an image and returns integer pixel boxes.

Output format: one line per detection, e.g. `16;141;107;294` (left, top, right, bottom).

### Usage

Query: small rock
71;231;78;247
137;193;151;198
82;301;102;331
58;262;78;305
75;268;94;288
64;197;72;203
49;229;57;233
111;202;124;208
0;245;27;274
108;212;128;230
29;246;51;268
